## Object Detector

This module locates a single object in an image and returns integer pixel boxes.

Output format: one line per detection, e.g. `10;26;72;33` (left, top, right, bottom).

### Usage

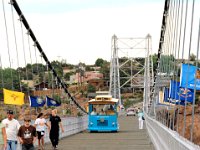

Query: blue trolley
87;95;119;132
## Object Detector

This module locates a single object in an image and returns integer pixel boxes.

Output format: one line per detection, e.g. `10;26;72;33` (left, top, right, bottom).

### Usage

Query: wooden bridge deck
45;116;154;150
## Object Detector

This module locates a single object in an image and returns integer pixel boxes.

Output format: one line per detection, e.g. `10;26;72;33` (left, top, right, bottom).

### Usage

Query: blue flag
164;88;169;102
169;80;194;103
29;96;46;107
179;87;194;103
46;96;61;107
180;63;200;90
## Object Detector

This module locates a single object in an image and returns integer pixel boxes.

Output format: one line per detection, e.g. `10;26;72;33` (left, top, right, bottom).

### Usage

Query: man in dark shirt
18;116;36;150
49;109;64;149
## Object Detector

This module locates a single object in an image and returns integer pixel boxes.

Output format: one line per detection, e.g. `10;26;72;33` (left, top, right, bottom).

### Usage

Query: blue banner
164;88;169;102
29;96;46;107
180;63;200;90
46;96;61;107
169;80;194;103
169;80;180;100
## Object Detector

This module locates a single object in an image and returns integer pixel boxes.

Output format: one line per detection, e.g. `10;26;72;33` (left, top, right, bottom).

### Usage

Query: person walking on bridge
17;116;37;150
2;110;20;150
0;116;7;150
48;109;64;149
34;113;49;150
137;108;144;129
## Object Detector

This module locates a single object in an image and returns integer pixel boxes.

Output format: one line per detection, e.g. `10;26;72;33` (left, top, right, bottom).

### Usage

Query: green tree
64;72;74;81
87;84;96;93
160;54;175;74
0;68;20;90
51;61;63;78
85;65;94;71
52;94;61;104
123;99;134;109
190;53;196;61
151;54;175;74
95;58;104;67
99;61;109;79
151;53;158;73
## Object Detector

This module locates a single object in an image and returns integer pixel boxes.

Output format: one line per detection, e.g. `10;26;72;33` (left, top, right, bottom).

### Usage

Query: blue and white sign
180;63;200;90
170;80;194;103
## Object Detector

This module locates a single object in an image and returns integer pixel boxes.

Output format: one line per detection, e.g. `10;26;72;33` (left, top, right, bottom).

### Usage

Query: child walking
18;116;36;150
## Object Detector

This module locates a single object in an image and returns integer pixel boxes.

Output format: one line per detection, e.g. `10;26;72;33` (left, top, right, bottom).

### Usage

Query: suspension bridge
1;0;200;150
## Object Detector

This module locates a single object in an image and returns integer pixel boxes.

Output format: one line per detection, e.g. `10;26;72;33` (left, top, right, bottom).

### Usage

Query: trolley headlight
90;122;93;126
112;122;116;126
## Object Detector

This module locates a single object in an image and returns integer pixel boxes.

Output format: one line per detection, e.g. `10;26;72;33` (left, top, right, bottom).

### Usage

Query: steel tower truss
109;35;121;105
109;34;153;107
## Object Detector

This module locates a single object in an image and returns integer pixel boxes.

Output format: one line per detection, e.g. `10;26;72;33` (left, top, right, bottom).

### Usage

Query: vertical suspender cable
10;0;22;91
0;55;4;87
190;18;200;142
176;0;184;132
182;0;189;136
181;0;188;60
188;0;197;142
27;33;34;82
171;0;180;131
33;46;40;93
177;0;189;135
167;0;175;129
19;18;30;96
182;0;195;137
2;0;14;89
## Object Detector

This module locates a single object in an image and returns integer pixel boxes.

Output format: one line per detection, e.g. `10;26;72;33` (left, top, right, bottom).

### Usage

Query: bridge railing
145;113;200;150
44;115;88;143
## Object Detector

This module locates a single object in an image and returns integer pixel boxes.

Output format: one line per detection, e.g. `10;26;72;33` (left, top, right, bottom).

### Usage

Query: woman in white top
34;113;49;150
137;109;144;129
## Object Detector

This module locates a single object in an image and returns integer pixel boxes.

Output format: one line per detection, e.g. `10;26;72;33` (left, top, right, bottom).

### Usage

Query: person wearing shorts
34;113;49;150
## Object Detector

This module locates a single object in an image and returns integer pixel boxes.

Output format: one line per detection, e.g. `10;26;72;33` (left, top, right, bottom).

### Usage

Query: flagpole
14;105;17;115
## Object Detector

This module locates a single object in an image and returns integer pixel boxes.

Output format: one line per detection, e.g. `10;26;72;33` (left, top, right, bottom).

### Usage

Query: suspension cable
151;0;170;110
10;0;87;113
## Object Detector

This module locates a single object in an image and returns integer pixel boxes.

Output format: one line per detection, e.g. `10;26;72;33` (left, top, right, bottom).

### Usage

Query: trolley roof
88;95;119;104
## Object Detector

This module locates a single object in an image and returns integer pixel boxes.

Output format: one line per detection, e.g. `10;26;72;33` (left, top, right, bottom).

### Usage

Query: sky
1;0;165;66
